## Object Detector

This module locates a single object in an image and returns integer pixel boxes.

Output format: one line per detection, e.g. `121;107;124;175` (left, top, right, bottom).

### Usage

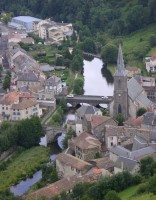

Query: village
0;14;156;200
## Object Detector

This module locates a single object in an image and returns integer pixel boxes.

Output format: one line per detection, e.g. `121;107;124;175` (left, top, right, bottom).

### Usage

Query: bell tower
113;45;128;119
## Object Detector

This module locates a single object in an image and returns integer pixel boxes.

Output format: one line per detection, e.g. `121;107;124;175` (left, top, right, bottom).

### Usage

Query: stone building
82;114;117;142
69;132;101;161
112;45;129;119
56;153;92;179
109;45;154;120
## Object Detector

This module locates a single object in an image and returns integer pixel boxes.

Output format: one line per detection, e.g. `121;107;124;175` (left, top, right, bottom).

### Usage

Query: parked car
67;94;74;98
101;96;108;99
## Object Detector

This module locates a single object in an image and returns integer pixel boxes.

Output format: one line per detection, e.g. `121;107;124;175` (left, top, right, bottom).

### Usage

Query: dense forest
1;0;156;36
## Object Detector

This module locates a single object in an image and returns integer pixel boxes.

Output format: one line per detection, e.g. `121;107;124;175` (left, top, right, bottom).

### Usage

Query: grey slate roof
76;105;99;118
114;45;127;77
132;135;148;151
110;145;155;160
128;77;154;107
128;77;144;101
150;130;156;141
142;112;156;126
18;71;39;82
115;156;138;172
45;76;61;85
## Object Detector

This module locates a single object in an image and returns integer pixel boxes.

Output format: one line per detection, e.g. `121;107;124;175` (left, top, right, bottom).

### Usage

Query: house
16;70;40;88
105;125;126;148
33;18;73;44
11;98;41;120
56;153;93;178
24;173;101;200
114;156;139;174
28;84;56;109
145;54;156;73
21;37;35;44
109;145;155;162
0;91;42;120
45;75;62;95
89;157;114;173
76;105;102;120
124;116;144;128
69;132;101;161
134;75;156;101
9;16;41;31
141;108;156;130
105;125;151;148
125;66;141;77
82;114;117;142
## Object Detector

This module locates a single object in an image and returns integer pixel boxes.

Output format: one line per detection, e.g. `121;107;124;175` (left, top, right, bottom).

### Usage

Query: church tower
113;45;128;119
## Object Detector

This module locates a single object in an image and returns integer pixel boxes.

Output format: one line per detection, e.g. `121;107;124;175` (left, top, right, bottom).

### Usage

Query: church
109;45;154;120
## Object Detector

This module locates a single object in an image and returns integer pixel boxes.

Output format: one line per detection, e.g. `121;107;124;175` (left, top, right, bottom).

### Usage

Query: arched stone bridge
43;125;67;144
56;95;113;107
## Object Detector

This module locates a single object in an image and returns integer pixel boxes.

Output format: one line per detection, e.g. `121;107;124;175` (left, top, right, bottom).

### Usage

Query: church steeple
115;45;126;76
113;44;128;120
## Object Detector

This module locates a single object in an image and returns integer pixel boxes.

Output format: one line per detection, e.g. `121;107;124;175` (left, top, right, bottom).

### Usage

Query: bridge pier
43;126;67;144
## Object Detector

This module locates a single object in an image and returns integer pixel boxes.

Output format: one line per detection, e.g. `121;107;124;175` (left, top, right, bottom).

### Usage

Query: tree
3;71;11;90
115;114;125;126
149;34;156;47
17;116;44;148
140;157;156;177
71;55;83;71
81;38;96;53
101;44;118;64
59;97;68;112
62;128;76;149
136;107;147;117
73;78;84;95
148;174;156;195
105;191;121;200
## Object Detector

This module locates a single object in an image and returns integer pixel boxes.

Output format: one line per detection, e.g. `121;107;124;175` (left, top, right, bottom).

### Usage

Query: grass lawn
119;185;137;199
119;185;156;200
112;24;156;68
0;146;50;193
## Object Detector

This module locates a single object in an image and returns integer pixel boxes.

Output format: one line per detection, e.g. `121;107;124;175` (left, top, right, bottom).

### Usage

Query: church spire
115;44;126;76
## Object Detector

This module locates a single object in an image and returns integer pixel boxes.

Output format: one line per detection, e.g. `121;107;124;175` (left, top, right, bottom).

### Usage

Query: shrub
136;183;147;194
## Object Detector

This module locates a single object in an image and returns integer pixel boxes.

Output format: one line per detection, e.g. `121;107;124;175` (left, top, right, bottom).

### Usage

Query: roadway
56;95;113;105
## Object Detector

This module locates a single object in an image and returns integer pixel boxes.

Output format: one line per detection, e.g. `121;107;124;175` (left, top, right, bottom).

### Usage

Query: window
111;142;113;146
26;111;28;114
6;107;8;110
118;104;122;114
2;107;4;110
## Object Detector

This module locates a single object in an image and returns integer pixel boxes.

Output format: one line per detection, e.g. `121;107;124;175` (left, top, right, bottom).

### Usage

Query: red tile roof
85;114;112;128
24;174;101;200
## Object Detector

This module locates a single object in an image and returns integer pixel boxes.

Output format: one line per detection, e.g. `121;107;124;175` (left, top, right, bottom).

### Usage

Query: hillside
119;185;156;200
0;0;156;35
1;0;156;68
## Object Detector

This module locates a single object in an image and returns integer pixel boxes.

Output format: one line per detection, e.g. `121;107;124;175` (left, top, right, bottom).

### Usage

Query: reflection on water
83;58;114;96
10;133;64;196
101;65;114;84
10;170;42;196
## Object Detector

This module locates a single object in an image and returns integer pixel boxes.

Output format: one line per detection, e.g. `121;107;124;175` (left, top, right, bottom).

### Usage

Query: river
10;58;114;196
83;58;114;96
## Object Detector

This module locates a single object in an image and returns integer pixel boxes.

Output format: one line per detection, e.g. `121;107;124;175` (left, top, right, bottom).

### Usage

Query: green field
119;185;156;200
0;146;49;192
118;24;156;67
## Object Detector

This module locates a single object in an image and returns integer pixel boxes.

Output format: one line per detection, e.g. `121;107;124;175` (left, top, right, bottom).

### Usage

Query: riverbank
0;146;49;193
